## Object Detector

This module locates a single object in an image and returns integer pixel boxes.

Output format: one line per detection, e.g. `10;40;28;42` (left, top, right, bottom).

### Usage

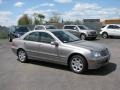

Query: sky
0;0;120;26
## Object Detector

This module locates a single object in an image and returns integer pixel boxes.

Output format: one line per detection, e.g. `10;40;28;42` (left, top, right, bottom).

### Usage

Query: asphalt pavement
0;38;120;90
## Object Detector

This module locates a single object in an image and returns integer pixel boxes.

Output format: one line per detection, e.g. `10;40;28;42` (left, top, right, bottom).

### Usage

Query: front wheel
80;34;86;40
69;55;87;74
17;49;28;63
102;33;108;39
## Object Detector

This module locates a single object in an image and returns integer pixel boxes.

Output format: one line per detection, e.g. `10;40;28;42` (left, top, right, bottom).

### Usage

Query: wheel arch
67;53;88;68
102;31;108;35
17;48;26;55
80;33;86;36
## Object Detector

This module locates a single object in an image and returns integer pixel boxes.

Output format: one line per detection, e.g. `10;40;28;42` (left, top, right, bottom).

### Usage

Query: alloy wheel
18;50;27;62
81;34;86;40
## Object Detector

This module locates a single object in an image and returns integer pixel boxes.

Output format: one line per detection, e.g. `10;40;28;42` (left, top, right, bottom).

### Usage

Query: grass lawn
0;39;8;44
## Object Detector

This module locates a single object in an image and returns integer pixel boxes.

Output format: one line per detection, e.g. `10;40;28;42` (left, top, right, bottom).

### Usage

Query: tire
102;32;108;39
80;34;86;40
69;55;87;74
17;49;28;63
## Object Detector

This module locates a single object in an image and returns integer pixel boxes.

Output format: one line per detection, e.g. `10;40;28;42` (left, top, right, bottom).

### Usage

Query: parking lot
0;38;120;90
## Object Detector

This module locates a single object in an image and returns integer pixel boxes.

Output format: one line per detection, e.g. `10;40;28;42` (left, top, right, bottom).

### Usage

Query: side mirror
51;41;59;47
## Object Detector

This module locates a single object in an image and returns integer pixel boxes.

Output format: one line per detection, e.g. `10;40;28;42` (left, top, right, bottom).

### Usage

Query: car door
38;32;59;62
113;25;120;36
117;27;120;36
107;25;117;36
23;32;40;58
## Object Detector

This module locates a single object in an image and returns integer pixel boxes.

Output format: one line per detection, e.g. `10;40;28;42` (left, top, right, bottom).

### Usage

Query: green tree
33;13;45;25
18;14;32;25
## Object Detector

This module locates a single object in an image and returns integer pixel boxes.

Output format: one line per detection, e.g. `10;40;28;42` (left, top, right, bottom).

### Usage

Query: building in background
83;19;102;31
103;19;120;24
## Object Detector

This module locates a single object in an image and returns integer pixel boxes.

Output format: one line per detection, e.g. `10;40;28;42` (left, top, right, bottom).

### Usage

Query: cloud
24;9;58;20
24;3;56;21
40;3;54;7
0;11;14;26
73;3;100;11
62;2;120;21
26;3;54;12
54;0;72;3
14;2;24;7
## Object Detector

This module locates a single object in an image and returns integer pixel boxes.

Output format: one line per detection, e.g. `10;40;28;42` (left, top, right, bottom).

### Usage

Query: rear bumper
87;55;110;69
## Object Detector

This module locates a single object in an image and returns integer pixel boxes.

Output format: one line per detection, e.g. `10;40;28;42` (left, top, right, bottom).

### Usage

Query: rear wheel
102;32;108;39
69;55;87;74
17;49;28;63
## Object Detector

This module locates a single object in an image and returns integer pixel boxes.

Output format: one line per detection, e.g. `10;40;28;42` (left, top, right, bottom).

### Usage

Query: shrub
0;30;8;39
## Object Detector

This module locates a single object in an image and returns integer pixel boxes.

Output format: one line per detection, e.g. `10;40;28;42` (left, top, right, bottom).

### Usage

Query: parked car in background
34;25;57;30
63;25;97;40
11;29;110;74
8;26;30;42
100;24;120;38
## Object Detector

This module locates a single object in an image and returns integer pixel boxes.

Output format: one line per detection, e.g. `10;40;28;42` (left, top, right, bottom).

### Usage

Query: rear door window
24;32;39;42
107;25;120;29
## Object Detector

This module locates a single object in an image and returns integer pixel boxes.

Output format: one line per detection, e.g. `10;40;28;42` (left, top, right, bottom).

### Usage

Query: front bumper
86;34;98;38
87;55;110;69
11;46;17;55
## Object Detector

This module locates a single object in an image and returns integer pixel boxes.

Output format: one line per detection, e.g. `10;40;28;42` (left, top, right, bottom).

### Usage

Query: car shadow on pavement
84;62;117;76
28;60;70;71
28;60;116;76
86;38;101;41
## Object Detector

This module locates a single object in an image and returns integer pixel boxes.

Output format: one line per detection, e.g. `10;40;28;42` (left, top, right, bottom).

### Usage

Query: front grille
97;59;108;64
100;49;108;56
90;32;96;35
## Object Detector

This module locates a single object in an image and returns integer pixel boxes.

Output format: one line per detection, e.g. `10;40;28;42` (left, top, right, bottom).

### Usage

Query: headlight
91;50;101;58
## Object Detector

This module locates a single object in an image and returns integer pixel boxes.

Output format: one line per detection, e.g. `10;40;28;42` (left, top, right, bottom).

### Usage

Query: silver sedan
11;29;110;74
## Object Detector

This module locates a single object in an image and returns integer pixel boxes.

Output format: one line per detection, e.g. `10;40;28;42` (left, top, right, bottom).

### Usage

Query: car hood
67;40;106;51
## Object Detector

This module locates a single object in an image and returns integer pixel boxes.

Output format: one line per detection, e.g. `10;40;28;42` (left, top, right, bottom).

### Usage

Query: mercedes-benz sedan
11;29;110;74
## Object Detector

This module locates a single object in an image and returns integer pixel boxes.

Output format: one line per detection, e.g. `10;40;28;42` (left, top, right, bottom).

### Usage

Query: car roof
31;29;64;33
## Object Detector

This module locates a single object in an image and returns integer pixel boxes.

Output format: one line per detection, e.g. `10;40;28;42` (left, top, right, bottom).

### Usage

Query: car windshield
52;30;80;43
46;26;57;29
78;25;89;30
15;27;29;32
